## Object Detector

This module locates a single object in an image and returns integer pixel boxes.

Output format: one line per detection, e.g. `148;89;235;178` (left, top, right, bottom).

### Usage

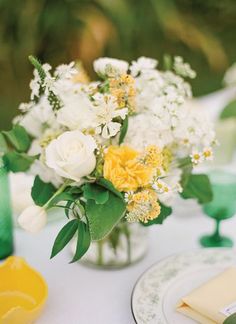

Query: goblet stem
213;219;221;241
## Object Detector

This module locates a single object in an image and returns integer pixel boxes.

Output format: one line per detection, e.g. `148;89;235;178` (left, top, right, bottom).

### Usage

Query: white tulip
93;57;129;76
45;130;97;182
18;205;47;233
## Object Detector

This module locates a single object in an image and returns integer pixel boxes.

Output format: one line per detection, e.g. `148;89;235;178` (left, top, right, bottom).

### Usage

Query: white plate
131;249;236;324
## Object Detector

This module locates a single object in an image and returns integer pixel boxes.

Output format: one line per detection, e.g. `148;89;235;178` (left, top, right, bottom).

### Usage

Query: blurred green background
1;0;236;129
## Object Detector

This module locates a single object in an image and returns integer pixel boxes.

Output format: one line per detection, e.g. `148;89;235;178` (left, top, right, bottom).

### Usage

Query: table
10;87;236;323
14;204;236;324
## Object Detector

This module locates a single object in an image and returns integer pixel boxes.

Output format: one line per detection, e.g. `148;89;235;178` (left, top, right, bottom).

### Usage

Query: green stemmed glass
0;158;14;259
200;170;236;248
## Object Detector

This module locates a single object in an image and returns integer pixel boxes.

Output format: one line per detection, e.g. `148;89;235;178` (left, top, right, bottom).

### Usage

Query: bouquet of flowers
0;55;216;263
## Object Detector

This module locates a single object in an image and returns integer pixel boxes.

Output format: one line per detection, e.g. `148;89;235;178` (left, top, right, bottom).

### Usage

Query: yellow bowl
0;256;48;324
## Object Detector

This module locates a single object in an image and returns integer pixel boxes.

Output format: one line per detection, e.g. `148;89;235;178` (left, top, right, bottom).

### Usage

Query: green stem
123;223;131;264
43;180;71;210
97;240;104;266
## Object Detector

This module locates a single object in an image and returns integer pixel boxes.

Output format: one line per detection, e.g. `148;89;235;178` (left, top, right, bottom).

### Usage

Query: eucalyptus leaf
51;219;78;259
2;125;31;152
119;116;128;144
70;222;91;263
220;100;236;119
181;174;213;204
31;175;56;206
142;203;172;226
83;183;109;204
3;151;35;172
86;192;126;241
97;178;123;199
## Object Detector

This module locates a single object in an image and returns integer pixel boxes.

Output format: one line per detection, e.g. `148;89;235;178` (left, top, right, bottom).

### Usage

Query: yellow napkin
176;268;236;324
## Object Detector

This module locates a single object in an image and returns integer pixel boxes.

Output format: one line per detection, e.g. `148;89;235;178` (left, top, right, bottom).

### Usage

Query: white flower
190;150;204;165
54;62;77;79
45;130;97;182
130;56;158;77
93;93;128;138
152;179;170;194
29;160;63;187
203;147;214;161
93;57;128;77
57;93;97;131
18;205;47;233
10;173;34;214
20;96;56;138
173;56;196;79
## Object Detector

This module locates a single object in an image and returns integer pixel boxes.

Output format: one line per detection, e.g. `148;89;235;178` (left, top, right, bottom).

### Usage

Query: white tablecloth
14;205;236;324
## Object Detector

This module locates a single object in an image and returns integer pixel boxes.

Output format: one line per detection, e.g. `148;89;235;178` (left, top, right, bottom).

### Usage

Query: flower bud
18;205;47;233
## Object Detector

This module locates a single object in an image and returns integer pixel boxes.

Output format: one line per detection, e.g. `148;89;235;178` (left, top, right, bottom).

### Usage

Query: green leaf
96;178;123;199
142;203;172;226
83;183;109;204
181;174;213;204
70;222;91;263
179;157;193;188
31;176;56;206
28;55;46;82
86;192;126;241
119;116;128;144
220;100;236;119
49;192;75;207
2;125;31;152
223;313;236;324
3;151;35;172
0;133;8;154
51;219;78;259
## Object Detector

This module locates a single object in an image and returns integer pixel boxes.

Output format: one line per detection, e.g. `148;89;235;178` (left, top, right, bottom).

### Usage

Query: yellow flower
144;145;163;168
126;189;161;223
109;74;136;113
103;146;154;192
162;147;173;172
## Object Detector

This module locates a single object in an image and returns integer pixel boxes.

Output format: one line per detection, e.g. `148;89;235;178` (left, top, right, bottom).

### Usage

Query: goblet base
200;235;233;248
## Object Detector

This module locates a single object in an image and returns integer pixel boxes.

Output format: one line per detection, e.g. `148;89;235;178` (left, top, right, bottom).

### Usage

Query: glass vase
0;158;14;259
74;222;149;269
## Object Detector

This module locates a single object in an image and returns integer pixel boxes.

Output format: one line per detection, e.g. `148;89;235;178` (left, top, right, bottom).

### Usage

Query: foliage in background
1;0;236;129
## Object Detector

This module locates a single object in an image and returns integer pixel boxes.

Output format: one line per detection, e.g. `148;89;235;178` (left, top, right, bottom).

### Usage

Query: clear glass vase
0;158;14;259
77;222;149;269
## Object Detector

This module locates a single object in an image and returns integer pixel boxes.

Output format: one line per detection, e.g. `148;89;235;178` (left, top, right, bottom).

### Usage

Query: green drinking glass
200;170;236;248
0;158;14;259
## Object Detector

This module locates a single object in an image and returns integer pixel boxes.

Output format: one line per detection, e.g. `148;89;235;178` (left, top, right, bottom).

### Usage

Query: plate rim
130;247;235;324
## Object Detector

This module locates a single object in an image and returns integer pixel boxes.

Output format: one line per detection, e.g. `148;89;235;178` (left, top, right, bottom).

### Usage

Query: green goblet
200;170;236;248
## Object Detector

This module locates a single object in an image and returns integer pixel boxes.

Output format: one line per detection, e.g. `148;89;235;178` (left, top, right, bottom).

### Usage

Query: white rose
45;130;97;182
93;57;129;76
18;205;47;233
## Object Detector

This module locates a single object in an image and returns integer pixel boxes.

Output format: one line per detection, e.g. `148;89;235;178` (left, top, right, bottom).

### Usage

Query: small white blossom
130;56;158;77
190;150;204;165
93;57;129;77
93;93;128;138
54;62;77;79
173;56;196;79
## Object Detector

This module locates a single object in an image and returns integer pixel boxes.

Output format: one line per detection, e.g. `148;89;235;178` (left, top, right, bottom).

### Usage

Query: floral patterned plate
131;249;236;324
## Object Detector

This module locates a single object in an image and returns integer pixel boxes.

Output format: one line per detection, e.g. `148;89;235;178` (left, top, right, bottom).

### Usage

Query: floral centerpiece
0;55;216;267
